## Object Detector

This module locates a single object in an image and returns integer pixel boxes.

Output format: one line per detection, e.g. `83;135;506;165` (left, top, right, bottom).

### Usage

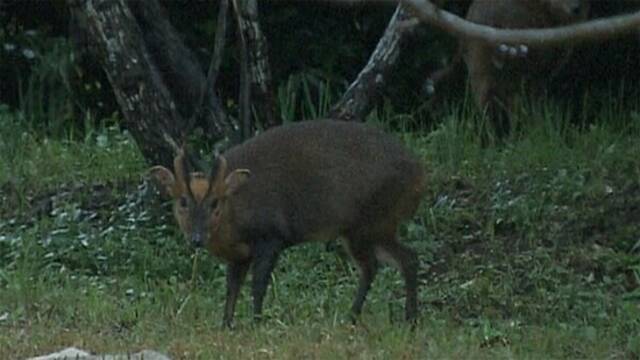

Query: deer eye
178;196;188;208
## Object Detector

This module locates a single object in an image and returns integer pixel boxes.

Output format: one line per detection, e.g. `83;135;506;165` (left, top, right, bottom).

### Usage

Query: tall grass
0;109;144;217
8;37;86;138
278;72;335;123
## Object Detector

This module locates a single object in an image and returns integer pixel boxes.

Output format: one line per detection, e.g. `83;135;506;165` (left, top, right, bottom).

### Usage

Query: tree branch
232;0;278;131
401;0;640;46
232;0;252;139
69;0;181;167
194;0;231;136
207;0;229;102
329;4;416;122
127;0;229;140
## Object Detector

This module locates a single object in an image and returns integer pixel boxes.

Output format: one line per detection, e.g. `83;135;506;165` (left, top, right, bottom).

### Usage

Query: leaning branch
232;0;252;139
192;0;231;134
127;0;229;141
232;0;278;132
329;4;416;122
207;0;229;97
401;0;640;46
70;0;181;167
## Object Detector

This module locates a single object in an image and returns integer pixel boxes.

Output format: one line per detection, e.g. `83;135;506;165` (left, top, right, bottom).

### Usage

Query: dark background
1;0;639;134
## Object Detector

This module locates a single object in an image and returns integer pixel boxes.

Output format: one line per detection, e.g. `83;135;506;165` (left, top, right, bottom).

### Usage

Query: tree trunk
329;5;417;122
201;0;231;139
127;0;230;141
68;0;184;167
232;0;278;131
69;0;237;167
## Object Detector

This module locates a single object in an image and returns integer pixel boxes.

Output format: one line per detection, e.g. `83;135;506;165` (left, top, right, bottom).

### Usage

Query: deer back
221;120;425;246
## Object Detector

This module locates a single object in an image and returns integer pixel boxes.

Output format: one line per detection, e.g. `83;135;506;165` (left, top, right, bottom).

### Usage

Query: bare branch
69;0;183;167
192;0;231;134
208;0;229;96
127;0;229;141
401;0;640;46
232;0;278;132
329;4;416;121
232;0;252;140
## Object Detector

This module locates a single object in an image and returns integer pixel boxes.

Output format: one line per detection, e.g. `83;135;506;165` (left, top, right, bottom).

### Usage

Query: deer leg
251;238;283;322
469;68;512;139
346;239;378;322
222;259;250;328
375;241;419;324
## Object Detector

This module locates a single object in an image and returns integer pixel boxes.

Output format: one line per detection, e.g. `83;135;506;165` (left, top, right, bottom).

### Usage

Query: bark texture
68;0;231;167
128;0;229;139
69;0;181;167
232;0;278;132
329;5;417;122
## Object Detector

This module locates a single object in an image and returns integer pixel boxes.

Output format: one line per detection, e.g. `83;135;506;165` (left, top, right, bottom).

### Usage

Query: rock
27;347;90;360
26;347;172;360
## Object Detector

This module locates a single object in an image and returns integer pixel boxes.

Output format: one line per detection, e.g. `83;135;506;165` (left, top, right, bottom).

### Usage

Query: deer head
148;149;251;256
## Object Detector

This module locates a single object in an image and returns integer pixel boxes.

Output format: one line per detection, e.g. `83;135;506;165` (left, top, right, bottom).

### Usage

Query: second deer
427;0;589;135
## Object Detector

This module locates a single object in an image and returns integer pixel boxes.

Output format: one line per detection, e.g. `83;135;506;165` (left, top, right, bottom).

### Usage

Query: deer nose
191;232;204;248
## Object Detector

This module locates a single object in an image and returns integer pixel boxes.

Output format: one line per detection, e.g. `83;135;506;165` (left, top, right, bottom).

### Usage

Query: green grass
1;98;639;359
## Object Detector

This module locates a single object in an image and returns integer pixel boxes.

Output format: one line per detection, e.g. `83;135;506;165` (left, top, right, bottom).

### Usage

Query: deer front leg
223;260;250;328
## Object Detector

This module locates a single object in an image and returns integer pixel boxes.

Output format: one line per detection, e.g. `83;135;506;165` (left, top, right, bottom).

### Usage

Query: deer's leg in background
346;237;379;321
251;237;283;321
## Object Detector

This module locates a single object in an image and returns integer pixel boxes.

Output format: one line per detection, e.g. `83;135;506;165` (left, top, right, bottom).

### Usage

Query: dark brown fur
149;120;426;326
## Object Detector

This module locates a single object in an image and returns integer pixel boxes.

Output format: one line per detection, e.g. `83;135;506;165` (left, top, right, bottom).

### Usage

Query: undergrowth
1;94;639;358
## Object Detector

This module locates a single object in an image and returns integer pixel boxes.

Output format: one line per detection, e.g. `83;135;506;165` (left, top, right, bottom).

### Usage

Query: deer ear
148;166;177;197
224;169;251;196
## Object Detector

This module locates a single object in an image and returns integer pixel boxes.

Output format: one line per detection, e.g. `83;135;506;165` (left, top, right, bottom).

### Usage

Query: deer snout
190;231;205;248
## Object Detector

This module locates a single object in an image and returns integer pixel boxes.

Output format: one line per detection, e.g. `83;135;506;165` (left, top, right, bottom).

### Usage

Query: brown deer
426;0;589;134
149;120;426;327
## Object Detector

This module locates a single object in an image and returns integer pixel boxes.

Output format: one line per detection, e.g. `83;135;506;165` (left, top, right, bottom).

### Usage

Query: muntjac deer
427;0;589;135
149;120;425;327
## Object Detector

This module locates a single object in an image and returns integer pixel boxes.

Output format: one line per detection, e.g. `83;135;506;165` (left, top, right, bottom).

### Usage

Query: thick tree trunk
127;0;229;140
329;5;417;122
68;0;181;167
232;0;278;132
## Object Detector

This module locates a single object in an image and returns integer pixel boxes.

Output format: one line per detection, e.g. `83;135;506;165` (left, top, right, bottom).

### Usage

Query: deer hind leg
470;72;513;139
467;46;513;139
251;237;283;322
374;240;419;323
